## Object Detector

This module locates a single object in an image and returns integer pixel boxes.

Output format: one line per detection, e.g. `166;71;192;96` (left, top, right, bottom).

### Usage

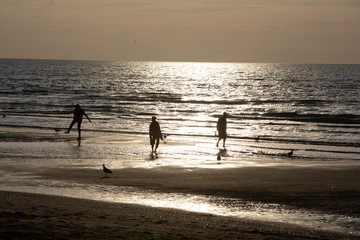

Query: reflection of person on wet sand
149;116;163;155
65;104;91;140
216;112;227;148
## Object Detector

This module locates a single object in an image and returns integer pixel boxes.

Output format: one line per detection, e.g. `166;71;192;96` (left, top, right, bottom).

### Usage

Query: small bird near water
102;164;112;177
288;150;294;157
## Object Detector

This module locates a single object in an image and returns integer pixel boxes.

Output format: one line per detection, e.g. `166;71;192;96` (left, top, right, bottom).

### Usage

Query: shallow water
1;130;359;171
1;60;359;160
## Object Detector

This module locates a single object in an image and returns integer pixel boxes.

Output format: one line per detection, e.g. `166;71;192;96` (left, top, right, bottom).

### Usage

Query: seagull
287;150;294;157
102;164;112;177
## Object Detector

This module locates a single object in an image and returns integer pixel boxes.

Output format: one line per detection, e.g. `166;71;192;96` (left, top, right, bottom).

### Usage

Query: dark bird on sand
102;164;112;177
288;150;294;157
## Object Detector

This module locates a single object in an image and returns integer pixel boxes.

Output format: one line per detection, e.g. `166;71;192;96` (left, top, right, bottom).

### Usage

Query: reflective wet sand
1;127;360;238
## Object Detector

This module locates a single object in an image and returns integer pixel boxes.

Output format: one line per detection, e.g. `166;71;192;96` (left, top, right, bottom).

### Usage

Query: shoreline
1;190;358;240
32;165;360;217
1;126;360;238
1;124;359;149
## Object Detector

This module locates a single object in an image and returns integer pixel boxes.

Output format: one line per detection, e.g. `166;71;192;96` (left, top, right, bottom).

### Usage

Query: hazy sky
1;0;359;63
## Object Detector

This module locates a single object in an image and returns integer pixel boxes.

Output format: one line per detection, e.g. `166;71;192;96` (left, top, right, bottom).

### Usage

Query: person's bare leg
77;122;81;140
151;137;155;155
216;138;221;147
65;120;76;134
155;138;160;153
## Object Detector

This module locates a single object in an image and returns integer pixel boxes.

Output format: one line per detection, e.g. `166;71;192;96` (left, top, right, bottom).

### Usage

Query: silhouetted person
65;104;91;140
149;116;163;155
216;112;227;148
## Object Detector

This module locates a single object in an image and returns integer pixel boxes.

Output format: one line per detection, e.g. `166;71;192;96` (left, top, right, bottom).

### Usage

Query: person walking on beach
149;116;163;155
216;112;228;148
65;104;91;140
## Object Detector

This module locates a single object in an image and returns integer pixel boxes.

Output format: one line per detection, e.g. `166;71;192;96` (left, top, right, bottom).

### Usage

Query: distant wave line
105;97;332;106
232;113;360;125
2;111;360;130
242;144;360;155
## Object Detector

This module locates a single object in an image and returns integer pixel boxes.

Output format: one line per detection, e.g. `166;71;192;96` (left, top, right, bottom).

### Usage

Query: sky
0;0;359;64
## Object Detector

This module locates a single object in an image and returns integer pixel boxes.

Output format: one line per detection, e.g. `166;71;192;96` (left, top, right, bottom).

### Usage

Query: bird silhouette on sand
287;150;294;157
102;164;112;177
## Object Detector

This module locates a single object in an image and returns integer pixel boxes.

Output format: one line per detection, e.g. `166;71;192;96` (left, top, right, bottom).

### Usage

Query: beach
35;164;360;217
1;127;360;239
1;190;357;240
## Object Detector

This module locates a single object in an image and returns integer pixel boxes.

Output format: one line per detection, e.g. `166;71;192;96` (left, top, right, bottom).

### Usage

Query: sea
0;59;359;160
0;59;360;235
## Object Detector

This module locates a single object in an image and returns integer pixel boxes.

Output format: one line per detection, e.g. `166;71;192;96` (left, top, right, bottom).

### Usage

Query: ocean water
0;59;359;162
1;59;360;235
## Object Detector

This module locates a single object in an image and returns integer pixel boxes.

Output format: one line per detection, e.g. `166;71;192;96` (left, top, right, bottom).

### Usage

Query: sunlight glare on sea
0;59;359;161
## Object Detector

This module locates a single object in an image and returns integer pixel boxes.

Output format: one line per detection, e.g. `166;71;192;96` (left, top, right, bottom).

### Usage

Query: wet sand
0;190;357;240
35;165;360;217
1;127;360;239
1;166;360;239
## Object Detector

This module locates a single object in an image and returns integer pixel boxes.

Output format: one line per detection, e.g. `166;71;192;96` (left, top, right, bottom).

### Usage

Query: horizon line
0;57;359;65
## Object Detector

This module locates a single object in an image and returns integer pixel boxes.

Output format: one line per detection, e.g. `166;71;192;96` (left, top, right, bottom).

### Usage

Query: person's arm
84;112;92;123
149;124;152;138
158;123;163;140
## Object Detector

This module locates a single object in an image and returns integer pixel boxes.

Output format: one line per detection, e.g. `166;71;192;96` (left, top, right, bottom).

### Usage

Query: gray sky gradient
0;0;359;63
